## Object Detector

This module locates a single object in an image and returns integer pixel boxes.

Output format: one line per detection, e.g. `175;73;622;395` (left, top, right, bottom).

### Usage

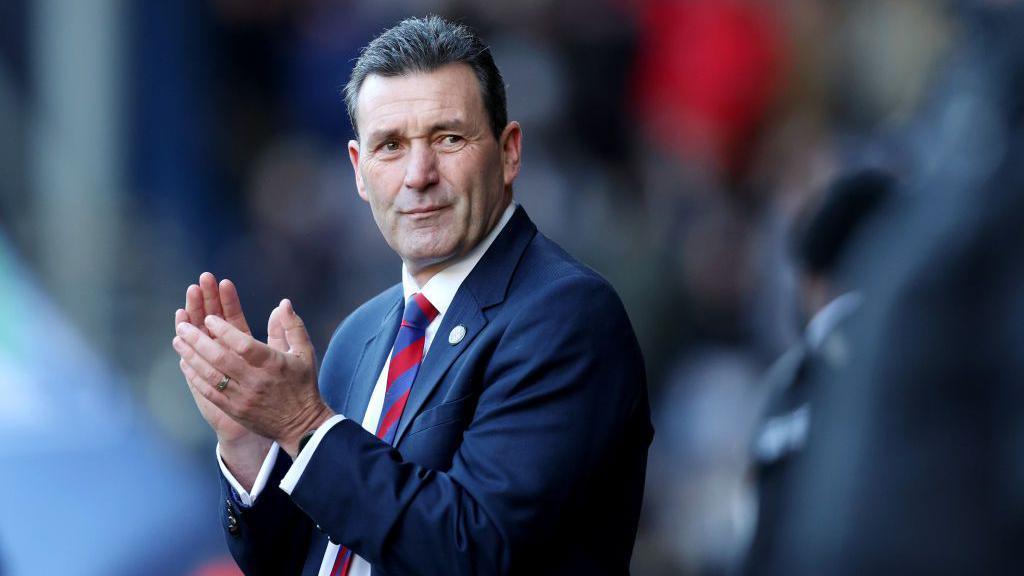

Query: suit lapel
394;296;486;444
342;296;403;425
393;206;538;445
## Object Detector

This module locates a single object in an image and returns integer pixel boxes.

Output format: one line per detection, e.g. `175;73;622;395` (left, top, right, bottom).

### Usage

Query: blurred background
2;0;1022;574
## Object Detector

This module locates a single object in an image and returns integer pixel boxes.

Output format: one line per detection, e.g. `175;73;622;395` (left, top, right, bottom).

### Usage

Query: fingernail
204;315;220;328
176;322;192;335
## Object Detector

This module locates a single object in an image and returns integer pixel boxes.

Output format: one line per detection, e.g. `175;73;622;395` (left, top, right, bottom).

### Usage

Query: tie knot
402;292;439;330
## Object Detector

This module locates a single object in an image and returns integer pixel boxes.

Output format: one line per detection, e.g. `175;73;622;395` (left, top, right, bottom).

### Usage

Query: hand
184;272;253;337
175;272;266;446
174;298;333;459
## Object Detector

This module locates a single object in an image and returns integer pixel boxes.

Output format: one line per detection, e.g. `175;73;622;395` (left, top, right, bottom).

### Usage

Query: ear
348;139;368;202
499;121;522;187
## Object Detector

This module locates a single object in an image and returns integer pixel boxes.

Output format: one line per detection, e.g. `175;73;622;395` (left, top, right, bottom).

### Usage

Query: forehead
356;64;487;136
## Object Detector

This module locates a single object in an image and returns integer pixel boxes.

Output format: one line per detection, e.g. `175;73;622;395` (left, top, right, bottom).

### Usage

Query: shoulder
495;231;637;353
482;230;646;409
512;232;627;318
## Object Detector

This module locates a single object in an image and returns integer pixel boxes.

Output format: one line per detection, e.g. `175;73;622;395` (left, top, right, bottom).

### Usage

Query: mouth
402;205;449;216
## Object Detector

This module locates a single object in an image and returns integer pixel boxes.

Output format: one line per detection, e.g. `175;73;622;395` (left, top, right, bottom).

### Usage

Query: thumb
279;299;314;358
267;305;288;352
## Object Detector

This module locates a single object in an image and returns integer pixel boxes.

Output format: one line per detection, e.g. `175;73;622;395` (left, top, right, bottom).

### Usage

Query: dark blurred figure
744;168;895;571
750;3;1024;574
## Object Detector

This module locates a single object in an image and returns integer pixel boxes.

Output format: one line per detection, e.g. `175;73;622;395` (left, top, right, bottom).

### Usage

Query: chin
401;238;459;266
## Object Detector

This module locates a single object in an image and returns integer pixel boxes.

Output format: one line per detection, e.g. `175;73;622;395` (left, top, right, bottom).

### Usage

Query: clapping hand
173;272;332;462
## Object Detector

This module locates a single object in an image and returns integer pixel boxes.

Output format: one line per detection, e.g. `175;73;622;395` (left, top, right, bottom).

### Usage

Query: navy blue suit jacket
220;207;653;575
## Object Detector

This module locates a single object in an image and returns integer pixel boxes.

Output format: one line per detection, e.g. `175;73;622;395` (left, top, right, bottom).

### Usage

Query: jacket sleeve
220;451;312;575
285;274;648;575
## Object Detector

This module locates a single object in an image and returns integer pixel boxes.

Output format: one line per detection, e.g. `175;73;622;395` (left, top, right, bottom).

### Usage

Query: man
750;4;1024;573
744;168;894;572
171;16;652;576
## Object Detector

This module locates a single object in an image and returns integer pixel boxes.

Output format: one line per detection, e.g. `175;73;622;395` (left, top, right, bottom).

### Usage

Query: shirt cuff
279;414;347;495
217;441;280;507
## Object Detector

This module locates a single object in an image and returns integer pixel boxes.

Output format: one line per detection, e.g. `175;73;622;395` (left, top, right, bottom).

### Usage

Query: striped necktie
329;292;439;576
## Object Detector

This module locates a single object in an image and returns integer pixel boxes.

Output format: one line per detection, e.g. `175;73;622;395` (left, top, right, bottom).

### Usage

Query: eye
441;134;464;146
381;140;400;152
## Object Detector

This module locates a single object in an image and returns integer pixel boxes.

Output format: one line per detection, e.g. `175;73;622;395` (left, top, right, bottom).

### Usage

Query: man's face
348;64;521;281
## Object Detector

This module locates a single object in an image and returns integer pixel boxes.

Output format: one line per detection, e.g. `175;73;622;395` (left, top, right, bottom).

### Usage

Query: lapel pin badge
448;325;467;345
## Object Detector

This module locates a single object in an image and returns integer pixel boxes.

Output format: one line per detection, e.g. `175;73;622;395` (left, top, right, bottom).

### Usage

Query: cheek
443;154;487;199
363;166;402;210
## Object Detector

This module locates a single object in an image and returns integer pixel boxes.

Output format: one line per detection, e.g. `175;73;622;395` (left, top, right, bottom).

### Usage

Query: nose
403;141;440;192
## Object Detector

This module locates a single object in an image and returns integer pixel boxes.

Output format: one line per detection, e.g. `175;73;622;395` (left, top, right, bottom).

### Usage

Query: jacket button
227;513;240;536
225;499;240;536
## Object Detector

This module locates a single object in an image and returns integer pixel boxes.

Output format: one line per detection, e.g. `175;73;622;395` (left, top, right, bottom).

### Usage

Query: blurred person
749;3;1024;573
630;0;784;180
744;168;895;572
171;15;652;576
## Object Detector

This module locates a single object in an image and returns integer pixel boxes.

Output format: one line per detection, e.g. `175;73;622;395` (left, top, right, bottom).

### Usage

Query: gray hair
344;15;508;140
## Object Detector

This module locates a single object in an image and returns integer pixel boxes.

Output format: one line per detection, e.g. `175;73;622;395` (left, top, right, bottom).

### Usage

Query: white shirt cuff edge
279;414;348;495
216;441;281;507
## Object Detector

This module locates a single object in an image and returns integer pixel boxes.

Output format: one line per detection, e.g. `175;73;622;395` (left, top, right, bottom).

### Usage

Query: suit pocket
406;394;477;438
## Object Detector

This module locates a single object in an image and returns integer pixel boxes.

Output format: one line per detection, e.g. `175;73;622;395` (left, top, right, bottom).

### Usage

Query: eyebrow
429;119;468;133
365;120;470;145
365;128;401;147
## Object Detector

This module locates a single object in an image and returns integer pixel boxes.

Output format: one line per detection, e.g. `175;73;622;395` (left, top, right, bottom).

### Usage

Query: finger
175;308;188;332
267;304;288;352
173;336;238;414
178;356;206;397
175;322;249;382
185;284;209;335
174;335;228;389
179;357;232;413
205;314;273;366
174;309;201;361
200;272;224;319
179;356;221;403
218;278;252;335
279;299;314;358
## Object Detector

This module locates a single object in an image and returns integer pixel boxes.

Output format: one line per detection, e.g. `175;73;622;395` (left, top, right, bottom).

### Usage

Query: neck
406;197;512;288
408;260;447;287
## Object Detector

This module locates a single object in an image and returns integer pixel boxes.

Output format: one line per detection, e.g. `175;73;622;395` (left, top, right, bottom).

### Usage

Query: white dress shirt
218;202;516;576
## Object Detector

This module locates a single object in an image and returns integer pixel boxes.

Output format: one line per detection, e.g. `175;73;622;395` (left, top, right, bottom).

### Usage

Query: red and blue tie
330;292;439;576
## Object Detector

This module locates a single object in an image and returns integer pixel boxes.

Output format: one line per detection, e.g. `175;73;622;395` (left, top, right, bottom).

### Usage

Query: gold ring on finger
216;375;230;391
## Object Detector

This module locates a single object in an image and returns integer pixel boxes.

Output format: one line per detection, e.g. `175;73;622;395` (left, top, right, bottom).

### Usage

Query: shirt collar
805;291;863;350
401;201;517;316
